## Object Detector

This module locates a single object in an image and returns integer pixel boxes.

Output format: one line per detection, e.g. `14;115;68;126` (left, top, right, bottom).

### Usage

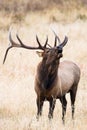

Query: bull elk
3;30;80;124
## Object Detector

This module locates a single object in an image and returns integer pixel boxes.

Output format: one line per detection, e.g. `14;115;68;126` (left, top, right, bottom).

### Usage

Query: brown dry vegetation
0;0;87;130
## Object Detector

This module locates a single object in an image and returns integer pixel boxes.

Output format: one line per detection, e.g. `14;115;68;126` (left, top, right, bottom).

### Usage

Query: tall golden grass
0;1;87;130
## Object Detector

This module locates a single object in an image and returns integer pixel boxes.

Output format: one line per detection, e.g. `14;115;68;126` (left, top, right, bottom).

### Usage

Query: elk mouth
57;53;63;59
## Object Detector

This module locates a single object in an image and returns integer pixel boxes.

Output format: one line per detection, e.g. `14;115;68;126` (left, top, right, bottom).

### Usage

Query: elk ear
36;51;43;57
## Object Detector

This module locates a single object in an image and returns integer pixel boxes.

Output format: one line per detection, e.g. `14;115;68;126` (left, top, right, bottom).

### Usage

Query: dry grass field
0;0;87;130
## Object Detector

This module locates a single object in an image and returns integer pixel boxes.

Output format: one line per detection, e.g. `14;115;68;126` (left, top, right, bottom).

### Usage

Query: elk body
3;30;80;124
35;41;80;123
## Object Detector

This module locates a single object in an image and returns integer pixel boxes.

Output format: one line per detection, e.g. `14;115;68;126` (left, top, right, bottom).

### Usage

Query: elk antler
52;30;68;49
58;36;68;48
36;35;48;50
51;30;61;47
3;30;49;64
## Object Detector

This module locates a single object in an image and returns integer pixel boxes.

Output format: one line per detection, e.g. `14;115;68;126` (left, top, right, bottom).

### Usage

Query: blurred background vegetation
0;0;87;13
0;0;87;29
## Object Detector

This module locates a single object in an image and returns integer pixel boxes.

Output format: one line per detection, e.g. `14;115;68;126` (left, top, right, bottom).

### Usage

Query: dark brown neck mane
38;59;59;90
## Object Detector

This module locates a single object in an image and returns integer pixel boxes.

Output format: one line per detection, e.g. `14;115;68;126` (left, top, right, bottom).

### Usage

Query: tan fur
35;60;80;99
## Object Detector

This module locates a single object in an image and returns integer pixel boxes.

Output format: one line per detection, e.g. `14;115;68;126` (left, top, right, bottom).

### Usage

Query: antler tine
44;36;48;48
52;30;61;45
9;30;21;47
36;35;43;49
16;33;24;46
47;44;52;48
3;46;12;64
62;36;68;47
36;35;49;50
3;29;21;64
44;36;52;48
54;36;57;47
58;36;68;48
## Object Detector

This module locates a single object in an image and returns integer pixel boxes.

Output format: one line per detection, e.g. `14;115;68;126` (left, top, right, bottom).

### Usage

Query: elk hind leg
70;86;77;120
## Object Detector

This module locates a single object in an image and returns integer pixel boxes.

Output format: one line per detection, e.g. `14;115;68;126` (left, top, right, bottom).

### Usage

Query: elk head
3;29;68;64
39;37;68;66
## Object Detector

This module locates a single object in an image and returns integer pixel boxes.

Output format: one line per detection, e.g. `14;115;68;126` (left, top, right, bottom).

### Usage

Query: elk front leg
36;96;44;120
48;97;56;119
60;95;67;124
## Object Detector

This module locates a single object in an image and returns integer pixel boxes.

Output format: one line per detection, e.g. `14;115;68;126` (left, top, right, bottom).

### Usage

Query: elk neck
38;59;60;90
